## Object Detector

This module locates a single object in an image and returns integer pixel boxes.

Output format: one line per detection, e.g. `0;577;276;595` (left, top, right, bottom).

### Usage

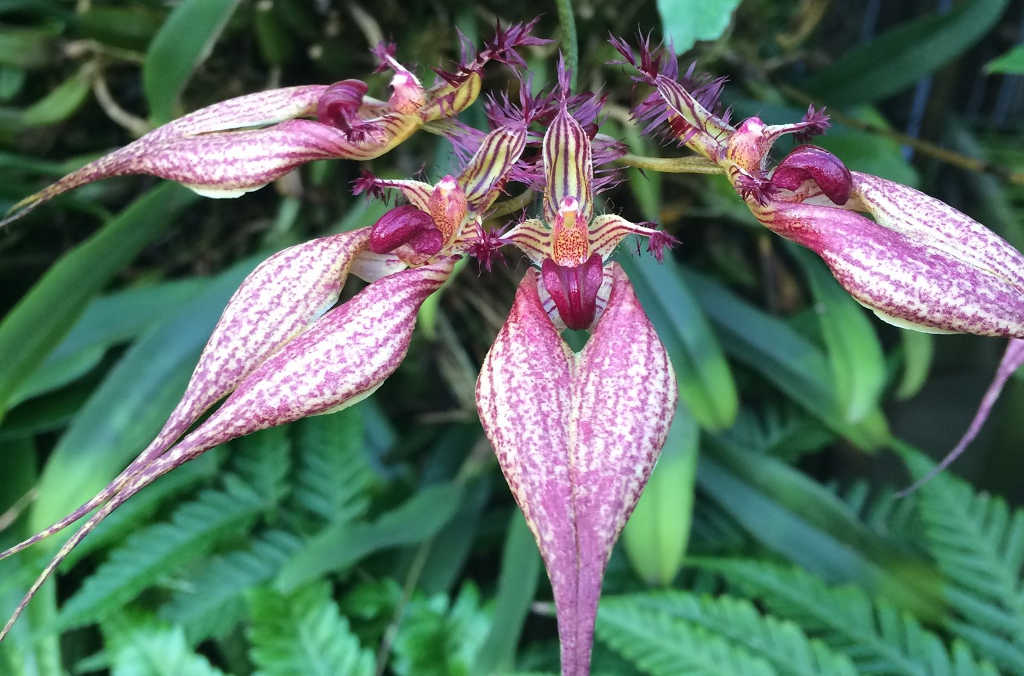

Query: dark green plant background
1;1;1022;674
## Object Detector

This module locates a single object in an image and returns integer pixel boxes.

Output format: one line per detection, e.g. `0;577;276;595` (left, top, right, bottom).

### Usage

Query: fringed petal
458;125;527;211
476;264;676;676
0;258;454;642
542;104;593;224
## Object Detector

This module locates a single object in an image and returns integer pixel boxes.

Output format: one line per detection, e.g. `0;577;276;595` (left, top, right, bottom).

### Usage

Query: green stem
554;0;578;88
617;153;725;174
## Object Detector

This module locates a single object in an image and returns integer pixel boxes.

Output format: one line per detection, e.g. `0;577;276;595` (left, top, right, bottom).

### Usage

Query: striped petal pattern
0;258;453;641
459;125;528;210
543;104;593;224
0;229;372;562
476;264;677;676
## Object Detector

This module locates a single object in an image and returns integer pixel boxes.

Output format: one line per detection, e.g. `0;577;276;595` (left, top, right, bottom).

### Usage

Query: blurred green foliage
1;1;1022;674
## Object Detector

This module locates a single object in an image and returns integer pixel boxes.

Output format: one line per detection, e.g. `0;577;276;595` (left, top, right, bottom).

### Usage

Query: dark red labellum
771;144;852;205
369;205;443;256
541;253;604;330
317;80;372;140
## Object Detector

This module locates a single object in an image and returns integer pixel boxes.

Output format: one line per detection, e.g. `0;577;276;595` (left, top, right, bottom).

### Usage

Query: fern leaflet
292;408;373;523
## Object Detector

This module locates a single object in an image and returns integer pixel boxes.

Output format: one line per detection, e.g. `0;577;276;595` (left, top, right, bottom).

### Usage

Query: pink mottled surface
477;264;676;676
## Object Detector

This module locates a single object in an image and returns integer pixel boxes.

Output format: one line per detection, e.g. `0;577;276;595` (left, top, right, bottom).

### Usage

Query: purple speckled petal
476;264;677;676
849;172;1024;292
2;89;422;225
0;229;372;561
0;258;454;642
543;103;593;224
900;338;1024;495
755;200;1024;338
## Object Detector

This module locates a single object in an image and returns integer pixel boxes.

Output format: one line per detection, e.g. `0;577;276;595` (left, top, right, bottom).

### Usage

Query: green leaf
10;277;207;406
473;511;542;674
789;245;886;423
896;441;1024;673
619;255;738;431
682;268;889;449
276;482;465;592
804;0;1010;105
985;44;1024;74
0;183;199;419
596;593;776;676
599;591;858;676
393;584;491;676
27;256;258;539
0;25;58;69
247;582;374;676
292;407;372;523
18;65;92;127
895;330;934;400
104;615;226;676
657;0;741;54
160;530;302;643
0;66;25;101
142;0;240;124
696;453;935;615
700;558;998;676
56;484;266;630
622;399;699;585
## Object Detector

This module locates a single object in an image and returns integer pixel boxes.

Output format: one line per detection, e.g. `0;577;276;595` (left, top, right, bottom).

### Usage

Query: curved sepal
543;105;593;224
0;258;454;642
758;200;1024;338
458;125;527;210
476;264;677;676
0;229;372;561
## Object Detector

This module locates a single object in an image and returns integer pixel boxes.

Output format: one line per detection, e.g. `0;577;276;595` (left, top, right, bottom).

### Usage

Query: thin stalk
617;154;725;175
555;0;578;88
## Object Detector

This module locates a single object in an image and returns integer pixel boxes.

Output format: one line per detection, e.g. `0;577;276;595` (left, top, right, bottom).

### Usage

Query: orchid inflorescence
2;24;1023;676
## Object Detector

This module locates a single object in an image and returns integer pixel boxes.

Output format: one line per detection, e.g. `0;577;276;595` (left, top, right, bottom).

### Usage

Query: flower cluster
1;25;1022;676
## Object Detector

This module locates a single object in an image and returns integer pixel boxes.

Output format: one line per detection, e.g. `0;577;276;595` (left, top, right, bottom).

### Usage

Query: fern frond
598;591;857;676
159;530;302;643
392;583;491;676
828;480;922;543
246;581;374;676
595;594;778;676
902;447;1024;673
99;611;226;676
56;484;265;630
292;408;373;523
229;426;292;506
699;558;998;676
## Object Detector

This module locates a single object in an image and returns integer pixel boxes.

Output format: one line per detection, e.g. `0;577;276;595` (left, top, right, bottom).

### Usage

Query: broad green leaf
473;511;541;674
142;0;240;124
599;592;858;676
0;183;199;420
789;245;886;423
619;255;738;430
696;453;936;617
0;377;97;441
804;0;1010;105
10;278;207;406
985;44;1024;74
682;268;890;449
895;330;934;400
28;256;258;537
18;65;92;127
622;399;699;585
0;25;58;69
276;482;465;592
74;5;164;51
657;0;741;54
247;583;374;676
0;66;25;101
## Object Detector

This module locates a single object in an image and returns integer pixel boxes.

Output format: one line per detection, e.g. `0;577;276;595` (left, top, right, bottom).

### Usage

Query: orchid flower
0;20;547;227
0;26;544;642
477;66;678;675
612;36;1024;483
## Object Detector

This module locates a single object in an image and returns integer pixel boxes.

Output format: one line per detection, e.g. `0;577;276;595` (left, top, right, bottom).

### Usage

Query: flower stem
616;154;725;175
555;0;578;89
